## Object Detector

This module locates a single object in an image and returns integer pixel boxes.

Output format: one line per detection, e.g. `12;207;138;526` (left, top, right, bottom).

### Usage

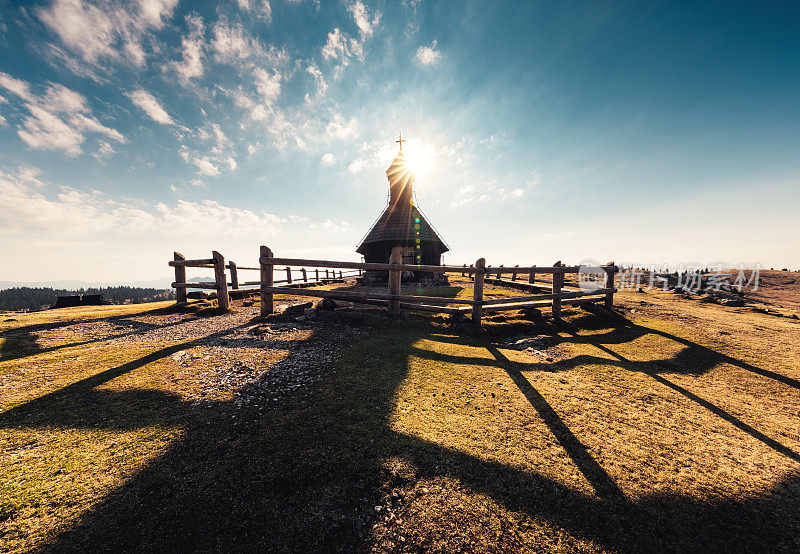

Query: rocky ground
1;296;370;416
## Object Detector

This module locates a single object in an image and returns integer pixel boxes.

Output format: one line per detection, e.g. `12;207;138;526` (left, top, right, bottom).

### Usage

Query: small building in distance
356;136;449;283
52;294;106;309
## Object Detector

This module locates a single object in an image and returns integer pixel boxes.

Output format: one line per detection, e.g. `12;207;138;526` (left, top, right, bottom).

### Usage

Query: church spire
386;136;414;208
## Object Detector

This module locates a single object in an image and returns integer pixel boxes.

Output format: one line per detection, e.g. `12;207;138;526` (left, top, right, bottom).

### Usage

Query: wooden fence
171;246;616;326
169;250;357;310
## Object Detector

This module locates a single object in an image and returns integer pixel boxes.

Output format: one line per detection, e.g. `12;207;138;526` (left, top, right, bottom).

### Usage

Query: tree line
0;287;175;311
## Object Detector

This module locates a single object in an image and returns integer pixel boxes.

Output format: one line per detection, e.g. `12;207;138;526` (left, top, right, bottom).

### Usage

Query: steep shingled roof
356;203;448;254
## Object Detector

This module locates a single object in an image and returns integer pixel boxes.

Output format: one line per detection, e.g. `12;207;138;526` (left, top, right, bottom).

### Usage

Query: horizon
1;0;799;283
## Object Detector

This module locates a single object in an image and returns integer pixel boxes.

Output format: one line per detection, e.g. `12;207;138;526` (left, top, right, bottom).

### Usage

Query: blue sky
0;0;798;282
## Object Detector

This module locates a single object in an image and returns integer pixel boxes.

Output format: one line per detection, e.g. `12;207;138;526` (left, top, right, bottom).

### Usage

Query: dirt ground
1;276;799;552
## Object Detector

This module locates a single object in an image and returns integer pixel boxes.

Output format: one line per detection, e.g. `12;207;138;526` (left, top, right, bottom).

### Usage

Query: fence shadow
0;330;41;361
551;316;800;390
0;315;193;363
9;314;797;552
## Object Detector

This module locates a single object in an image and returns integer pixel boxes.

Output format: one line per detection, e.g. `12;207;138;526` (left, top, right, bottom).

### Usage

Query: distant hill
0;277;173;290
0;276;216;291
0;286;175;312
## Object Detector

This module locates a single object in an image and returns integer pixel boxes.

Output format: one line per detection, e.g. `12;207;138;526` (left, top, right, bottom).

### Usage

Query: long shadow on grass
0;305;179;336
0;321;251;421
501;315;800;463
9;313;800;552
560;338;800;463
0;314;191;362
558;314;800;390
0;313;201;363
0;330;41;361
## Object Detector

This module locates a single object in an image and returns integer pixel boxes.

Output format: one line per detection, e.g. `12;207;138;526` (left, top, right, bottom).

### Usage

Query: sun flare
403;141;434;179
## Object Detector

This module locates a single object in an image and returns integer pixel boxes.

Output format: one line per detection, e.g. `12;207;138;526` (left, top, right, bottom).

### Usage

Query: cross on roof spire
396;133;405;151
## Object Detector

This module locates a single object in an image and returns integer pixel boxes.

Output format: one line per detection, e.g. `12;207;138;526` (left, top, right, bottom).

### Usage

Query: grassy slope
1;289;799;552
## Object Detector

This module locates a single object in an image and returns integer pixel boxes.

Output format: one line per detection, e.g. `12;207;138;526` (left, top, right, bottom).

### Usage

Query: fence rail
171;250;358;311
171;247;616;327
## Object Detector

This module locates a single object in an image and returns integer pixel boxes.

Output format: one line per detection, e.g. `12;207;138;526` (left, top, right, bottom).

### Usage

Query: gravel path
28;300;369;409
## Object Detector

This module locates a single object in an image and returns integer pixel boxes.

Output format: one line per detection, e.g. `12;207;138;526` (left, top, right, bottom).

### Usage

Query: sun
403;140;434;179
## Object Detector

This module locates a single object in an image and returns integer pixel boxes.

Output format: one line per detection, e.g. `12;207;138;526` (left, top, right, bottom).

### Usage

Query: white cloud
237;0;272;23
320;4;379;76
126;89;175;125
321;28;362;65
211;19;287;69
17;104;84;155
0;115;6;127
0;72;35;102
180;121;237;177
42;83;88;113
192;156;220;176
310;218;350;232
347;0;380;39
306;63;328;97
210;123;229;148
254;68;282;105
212;19;258;61
37;0;179;67
70;113;125;142
416;40;440;65
38;44;110;84
325;114;358;140
17;166;44;184
139;0;179;26
189;178;204;187
0;74;125;155
321;152;335;165
0;166;337;240
347;139;395;173
93;140;115;158
164;13;205;84
451;183;528;207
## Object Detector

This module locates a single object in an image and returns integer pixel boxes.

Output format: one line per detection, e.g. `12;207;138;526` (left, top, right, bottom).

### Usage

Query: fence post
229;261;239;290
512;264;519;282
388;247;402;318
605;261;615;309
470;264;474;281
260;245;273;316
552;261;563;320
315;269;319;282
286;266;292;284
472;258;485;328
528;265;536;285
174;252;187;304
326;269;330;280
338;270;343;280
462;264;466;277
212;251;230;310
302;268;307;283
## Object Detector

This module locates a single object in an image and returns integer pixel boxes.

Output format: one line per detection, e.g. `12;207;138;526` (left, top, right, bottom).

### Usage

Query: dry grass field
1;273;799;552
